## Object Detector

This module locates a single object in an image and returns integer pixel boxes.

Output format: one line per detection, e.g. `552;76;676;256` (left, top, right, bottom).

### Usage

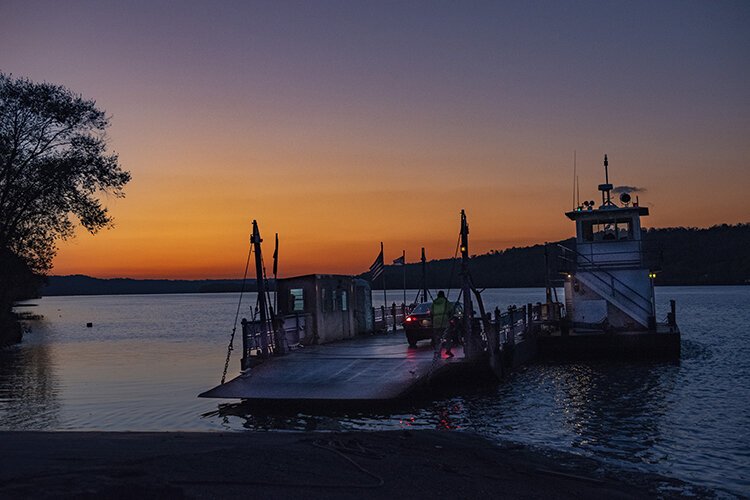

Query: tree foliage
371;224;750;289
0;73;130;274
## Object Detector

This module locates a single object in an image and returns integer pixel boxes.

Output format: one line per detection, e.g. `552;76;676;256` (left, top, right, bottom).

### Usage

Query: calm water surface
2;287;749;496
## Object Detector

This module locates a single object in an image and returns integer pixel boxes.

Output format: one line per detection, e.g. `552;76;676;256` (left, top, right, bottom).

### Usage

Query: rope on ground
171;439;384;490
310;439;384;487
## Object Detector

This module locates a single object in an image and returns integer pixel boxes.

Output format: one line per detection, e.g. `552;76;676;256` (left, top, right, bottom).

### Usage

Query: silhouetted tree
0;73;130;273
0;73;130;343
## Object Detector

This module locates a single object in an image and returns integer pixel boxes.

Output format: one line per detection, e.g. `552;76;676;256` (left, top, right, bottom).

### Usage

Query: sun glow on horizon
4;2;748;279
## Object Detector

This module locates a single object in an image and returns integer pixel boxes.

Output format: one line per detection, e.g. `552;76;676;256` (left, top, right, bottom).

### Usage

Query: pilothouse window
582;219;633;241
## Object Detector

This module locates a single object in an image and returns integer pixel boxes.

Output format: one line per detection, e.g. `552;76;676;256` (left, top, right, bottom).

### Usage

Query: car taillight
405;316;414;322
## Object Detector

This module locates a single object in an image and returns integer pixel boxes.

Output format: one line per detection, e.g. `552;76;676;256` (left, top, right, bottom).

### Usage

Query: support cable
445;232;461;300
260;251;285;353
221;244;253;384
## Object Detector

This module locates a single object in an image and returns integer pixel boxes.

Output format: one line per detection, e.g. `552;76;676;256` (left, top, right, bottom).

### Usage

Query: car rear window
411;303;431;314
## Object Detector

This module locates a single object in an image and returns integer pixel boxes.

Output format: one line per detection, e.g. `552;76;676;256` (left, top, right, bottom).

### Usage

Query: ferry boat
200;156;679;402
536;155;680;360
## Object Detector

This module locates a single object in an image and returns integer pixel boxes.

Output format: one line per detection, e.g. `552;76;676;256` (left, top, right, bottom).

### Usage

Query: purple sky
2;1;748;277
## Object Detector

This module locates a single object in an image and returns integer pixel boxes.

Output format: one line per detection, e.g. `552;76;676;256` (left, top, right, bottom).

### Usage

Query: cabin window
290;289;304;312
582;219;633;242
595;222;617;240
615;219;632;240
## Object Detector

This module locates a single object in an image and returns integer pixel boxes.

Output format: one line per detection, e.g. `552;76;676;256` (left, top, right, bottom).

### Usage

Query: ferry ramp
199;331;467;401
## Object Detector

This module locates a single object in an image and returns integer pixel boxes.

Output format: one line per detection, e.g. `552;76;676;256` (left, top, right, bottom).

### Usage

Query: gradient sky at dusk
2;0;748;278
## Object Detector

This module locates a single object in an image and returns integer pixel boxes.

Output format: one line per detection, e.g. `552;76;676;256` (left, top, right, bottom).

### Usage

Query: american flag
369;244;384;281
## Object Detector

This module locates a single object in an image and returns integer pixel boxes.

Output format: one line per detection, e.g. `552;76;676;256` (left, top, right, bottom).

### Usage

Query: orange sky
3;2;748;279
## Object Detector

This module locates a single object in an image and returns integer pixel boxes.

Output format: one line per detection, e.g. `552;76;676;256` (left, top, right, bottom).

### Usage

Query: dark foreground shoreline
0;430;712;499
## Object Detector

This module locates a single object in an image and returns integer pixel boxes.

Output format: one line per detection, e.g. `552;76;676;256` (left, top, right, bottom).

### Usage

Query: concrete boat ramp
199;331;470;401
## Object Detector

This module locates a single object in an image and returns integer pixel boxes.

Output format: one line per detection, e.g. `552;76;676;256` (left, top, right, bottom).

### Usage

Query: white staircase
575;271;652;328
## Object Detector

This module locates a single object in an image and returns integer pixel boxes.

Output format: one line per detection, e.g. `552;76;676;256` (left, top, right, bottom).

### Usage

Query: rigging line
260;251;275;322
411;289;421;306
221;243;254;384
259;251;283;352
445;231;461;301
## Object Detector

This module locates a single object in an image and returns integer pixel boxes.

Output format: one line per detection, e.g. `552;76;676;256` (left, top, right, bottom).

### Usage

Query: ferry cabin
275;274;373;344
563;161;657;332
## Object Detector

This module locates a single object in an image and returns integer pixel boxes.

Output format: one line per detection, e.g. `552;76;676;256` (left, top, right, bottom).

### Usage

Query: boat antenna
598;153;614;207
604;154;611;204
572;150;577;209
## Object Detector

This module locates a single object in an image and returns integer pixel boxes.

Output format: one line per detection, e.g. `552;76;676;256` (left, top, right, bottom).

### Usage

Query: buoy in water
86;322;93;328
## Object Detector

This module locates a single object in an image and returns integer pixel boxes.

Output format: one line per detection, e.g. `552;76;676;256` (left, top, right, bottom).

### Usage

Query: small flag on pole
369;244;384;281
392;255;404;266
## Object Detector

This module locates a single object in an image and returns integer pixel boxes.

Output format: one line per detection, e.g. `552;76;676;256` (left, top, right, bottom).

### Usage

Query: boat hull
537;326;680;361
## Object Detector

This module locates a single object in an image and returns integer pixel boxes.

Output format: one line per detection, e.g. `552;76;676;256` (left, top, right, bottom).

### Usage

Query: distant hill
41;224;749;296
640;224;750;285
372;223;750;289
41;275;259;296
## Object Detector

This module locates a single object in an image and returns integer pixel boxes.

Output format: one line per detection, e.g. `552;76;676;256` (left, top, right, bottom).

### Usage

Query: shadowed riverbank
0;430;713;498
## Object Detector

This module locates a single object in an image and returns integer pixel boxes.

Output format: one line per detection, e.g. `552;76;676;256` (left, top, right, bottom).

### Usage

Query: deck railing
241;301;563;369
240;312;313;368
490;302;562;345
372;303;408;332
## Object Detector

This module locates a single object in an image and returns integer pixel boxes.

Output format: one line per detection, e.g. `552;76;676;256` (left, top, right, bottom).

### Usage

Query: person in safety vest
431;291;454;356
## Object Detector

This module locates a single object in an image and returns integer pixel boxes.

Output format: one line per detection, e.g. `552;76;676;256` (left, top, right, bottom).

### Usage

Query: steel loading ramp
199;332;465;401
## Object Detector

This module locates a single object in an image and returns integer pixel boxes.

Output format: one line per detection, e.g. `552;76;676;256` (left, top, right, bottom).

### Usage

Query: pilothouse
541;155;680;359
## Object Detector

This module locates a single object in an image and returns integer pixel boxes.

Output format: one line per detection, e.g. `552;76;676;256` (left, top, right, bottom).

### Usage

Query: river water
2;287;748;496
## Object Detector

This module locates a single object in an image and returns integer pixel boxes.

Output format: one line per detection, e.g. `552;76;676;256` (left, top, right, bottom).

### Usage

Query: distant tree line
41;276;262;296
369;223;750;289
640;224;750;285
39;223;750;298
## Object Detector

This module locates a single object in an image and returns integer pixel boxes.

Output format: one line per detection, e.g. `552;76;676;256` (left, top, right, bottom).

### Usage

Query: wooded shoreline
40;224;750;296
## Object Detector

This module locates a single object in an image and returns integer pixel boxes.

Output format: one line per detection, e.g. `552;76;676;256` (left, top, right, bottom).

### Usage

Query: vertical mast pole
544;242;552;304
251;220;270;346
272;232;279;313
381;242;386;310
421;247;427;303
459;210;477;358
402;250;406;305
